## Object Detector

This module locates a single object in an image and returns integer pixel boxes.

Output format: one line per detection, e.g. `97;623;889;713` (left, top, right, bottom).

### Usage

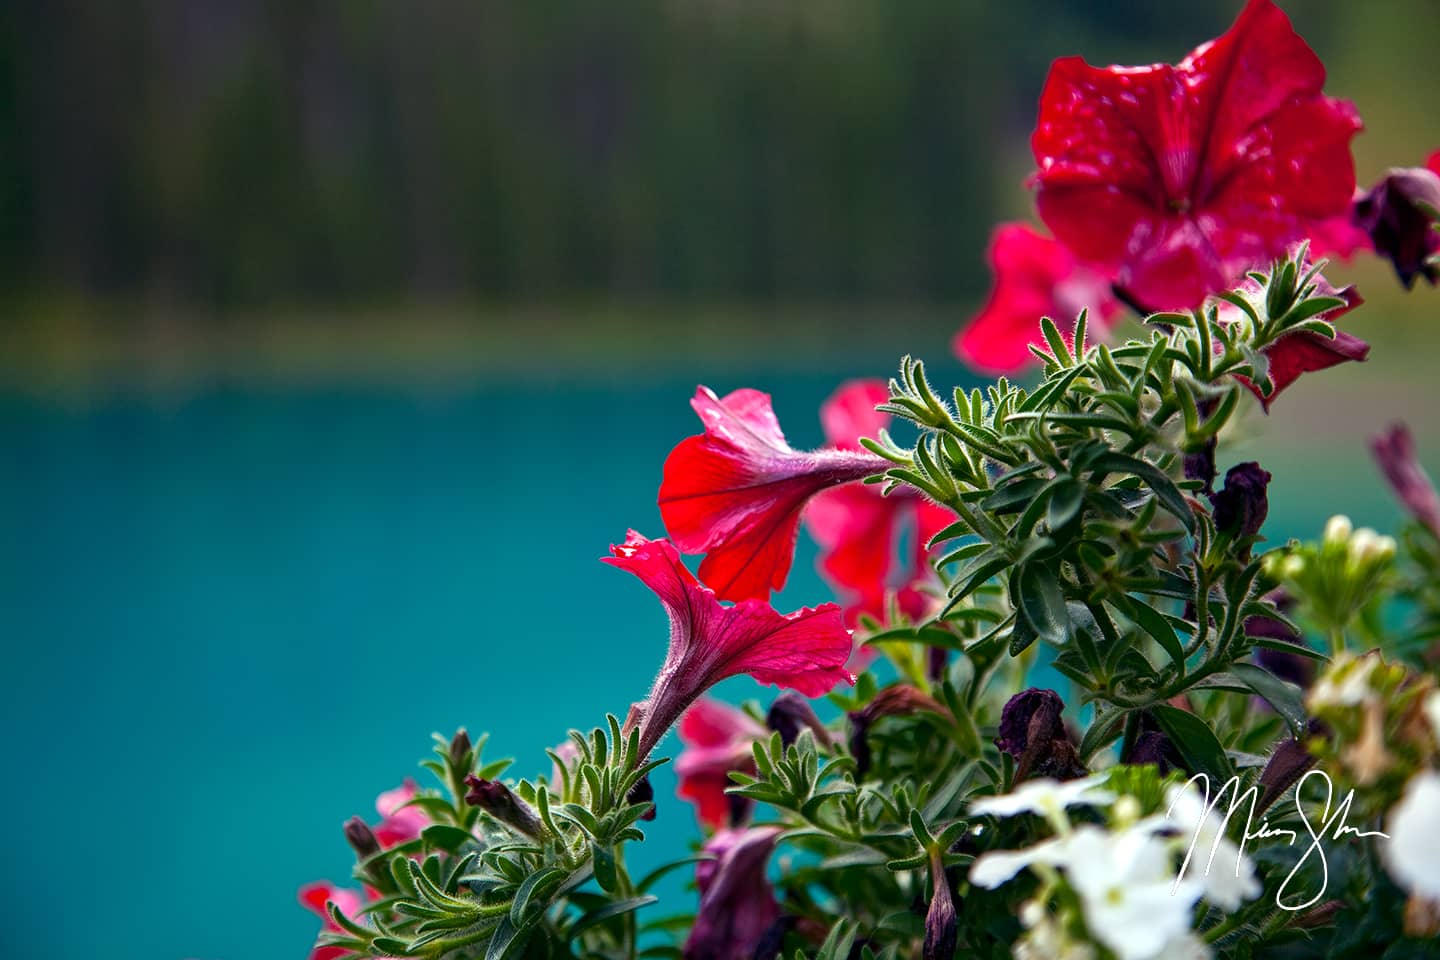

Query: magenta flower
676;699;767;829
299;881;364;960
1372;424;1440;538
1353;160;1440;288
805;380;954;626
953;223;1122;374
659;387;891;603
684;827;784;960
604;532;855;757
1031;0;1361;311
373;779;429;849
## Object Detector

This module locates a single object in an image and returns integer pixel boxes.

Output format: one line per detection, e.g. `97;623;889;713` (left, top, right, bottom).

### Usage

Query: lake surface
0;360;1407;959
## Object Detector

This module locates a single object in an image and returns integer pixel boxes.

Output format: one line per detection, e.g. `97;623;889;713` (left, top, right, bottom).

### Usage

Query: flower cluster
297;4;1440;959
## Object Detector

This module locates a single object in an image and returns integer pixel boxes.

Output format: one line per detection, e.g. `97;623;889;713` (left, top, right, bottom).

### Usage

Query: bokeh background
2;2;1437;957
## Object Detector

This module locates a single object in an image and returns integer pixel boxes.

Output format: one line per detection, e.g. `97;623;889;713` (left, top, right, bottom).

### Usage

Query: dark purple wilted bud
1125;730;1178;775
923;849;958;960
1257;721;1323;815
997;688;1087;783
766;692;831;748
464;775;544;838
684;827;782;960
344;815;381;860
1184;442;1218;496
749;916;797;960
1353;166;1440;288
449;728;473;770
927;647;950;683
627;774;657;821
1209;462;1271;539
848;686;943;778
1371;423;1440;539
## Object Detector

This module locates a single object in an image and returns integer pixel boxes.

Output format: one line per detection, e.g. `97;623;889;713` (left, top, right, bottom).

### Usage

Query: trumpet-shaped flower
1031;0;1361;311
604;532;854;757
675;699;768;829
953;223;1123;374
1384;771;1440;900
804;380;953;625
1372;423;1440;538
659;387;891;602
1064;826;1204;960
373;779;429;849
299;882;365;960
1353;159;1440;288
970;773;1115;820
1161;782;1261;910
684;827;783;960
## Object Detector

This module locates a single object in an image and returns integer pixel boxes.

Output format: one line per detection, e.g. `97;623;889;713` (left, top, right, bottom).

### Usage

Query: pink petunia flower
675;699;768;829
1031;0;1361;311
603;531;854;758
659;387;892;603
806;380;953;626
954;223;1124;374
299;881;364;960
684;827;784;960
373;779;429;849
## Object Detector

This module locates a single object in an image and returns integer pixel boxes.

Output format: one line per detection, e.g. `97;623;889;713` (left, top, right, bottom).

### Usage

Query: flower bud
1352;165;1440;288
923;849;958;960
464;775;544;838
1324;514;1353;545
344;816;381;861
449;728;473;771
1371;424;1440;538
1257;726;1320;815
848;686;943;778
627;774;657;822
997;688;1088;783
1209;461;1271;539
766;692;831;748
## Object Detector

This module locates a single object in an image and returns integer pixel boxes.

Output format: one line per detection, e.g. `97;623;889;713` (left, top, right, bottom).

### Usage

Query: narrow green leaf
1230;662;1307;737
1150;703;1233;783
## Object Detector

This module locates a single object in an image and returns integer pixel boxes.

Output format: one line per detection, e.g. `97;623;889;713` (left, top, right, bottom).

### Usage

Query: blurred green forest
3;0;1433;313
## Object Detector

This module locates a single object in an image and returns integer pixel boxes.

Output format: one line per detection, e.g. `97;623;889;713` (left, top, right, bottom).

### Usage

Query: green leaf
510;867;566;925
1118;597;1187;671
1229;662;1307;737
1090;451;1194;531
1047;476;1085;531
1150;703;1233;783
485;915;529;960
592;842;618;893
1017;562;1069;645
636;855;711;894
567;896;659;940
421;824;473;853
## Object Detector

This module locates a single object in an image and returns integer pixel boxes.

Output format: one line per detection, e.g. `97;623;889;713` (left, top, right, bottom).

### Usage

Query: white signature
1168;771;1389;911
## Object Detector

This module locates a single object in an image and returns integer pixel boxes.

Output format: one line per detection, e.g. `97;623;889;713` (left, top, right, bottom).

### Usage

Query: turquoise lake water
0;365;1404;959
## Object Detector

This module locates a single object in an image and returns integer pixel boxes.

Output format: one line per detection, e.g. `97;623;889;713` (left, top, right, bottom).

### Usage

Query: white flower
970;836;1069;889
1061;825;1203;960
1324;514;1353;544
1012;900;1097;960
1158;933;1213;960
1308;652;1379;708
1423;690;1440;744
1160;783;1261;910
1384;770;1440;900
969;774;1115;820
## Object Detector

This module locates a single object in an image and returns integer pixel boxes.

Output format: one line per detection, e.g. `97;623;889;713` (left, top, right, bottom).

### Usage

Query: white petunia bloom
1308;651;1379;708
1160;783;1261;910
1064;825;1203;960
970;836;1069;889
1383;770;1440;900
1158;933;1213;960
969;774;1115;820
1423;690;1440;744
1012;900;1098;960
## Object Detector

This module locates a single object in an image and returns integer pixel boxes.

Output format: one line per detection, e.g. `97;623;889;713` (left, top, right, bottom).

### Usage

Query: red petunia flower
659;387;892;603
805;380;953;625
675;699;768;829
1219;268;1368;409
373;779;429;849
604;531;854;757
684;827;783;960
299;881;364;960
954;223;1124;374
1031;0;1361;311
